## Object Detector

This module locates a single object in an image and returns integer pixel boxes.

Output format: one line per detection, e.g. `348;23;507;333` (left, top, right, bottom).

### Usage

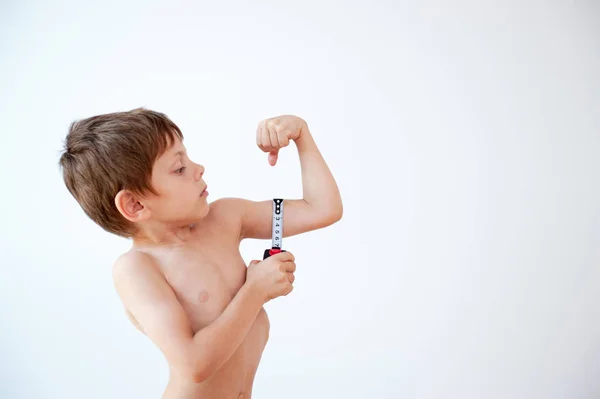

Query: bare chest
157;241;247;332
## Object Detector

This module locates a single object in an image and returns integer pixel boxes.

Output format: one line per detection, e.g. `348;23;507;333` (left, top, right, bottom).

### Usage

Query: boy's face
143;137;209;226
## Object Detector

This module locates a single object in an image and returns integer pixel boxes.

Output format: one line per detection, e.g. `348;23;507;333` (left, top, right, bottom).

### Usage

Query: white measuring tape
271;198;284;248
263;198;286;259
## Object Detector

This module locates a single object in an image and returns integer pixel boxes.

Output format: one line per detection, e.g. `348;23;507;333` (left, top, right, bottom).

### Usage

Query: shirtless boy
58;108;343;398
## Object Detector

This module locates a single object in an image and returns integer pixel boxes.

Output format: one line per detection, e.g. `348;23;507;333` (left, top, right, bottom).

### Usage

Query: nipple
198;290;209;303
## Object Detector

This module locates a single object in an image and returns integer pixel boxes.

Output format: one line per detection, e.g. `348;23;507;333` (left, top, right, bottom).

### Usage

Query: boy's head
59;107;209;239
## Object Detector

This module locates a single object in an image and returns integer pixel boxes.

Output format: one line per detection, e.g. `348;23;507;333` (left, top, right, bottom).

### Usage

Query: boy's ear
115;190;150;223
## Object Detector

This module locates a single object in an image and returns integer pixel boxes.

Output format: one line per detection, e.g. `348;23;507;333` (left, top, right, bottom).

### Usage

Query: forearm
295;122;343;218
189;283;263;382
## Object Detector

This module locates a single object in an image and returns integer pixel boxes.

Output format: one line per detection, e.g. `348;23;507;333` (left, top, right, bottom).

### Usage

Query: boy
58;108;343;399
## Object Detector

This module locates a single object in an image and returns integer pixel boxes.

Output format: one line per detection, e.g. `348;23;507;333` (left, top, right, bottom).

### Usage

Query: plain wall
1;1;599;398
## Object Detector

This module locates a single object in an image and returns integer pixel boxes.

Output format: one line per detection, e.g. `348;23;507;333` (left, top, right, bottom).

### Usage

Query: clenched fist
256;115;307;166
246;251;296;303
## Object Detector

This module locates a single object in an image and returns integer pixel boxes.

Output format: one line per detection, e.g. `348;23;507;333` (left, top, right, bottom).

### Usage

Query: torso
129;200;269;399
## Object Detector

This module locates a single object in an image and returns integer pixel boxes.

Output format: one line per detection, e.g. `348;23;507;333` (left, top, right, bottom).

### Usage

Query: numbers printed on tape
272;199;284;249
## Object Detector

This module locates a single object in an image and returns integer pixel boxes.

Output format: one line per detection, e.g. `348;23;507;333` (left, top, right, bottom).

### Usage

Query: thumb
268;150;278;166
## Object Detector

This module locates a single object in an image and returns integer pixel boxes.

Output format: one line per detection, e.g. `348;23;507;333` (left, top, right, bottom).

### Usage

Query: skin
112;115;343;398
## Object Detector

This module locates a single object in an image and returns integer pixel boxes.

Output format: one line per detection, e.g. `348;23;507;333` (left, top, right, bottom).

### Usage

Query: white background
1;1;599;398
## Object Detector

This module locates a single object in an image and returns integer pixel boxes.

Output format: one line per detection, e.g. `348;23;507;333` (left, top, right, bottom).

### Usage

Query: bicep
112;253;194;373
236;198;327;241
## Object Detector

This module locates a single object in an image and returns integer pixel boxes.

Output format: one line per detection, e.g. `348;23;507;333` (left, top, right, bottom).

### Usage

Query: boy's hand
256;115;307;166
246;252;296;303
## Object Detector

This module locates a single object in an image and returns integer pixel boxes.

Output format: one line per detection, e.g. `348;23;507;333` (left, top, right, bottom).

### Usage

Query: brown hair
59;107;184;238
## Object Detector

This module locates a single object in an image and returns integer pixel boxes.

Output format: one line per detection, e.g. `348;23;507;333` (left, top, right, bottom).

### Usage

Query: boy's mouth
200;186;208;196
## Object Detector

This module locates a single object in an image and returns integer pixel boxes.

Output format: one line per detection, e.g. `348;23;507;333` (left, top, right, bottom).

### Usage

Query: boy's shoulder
112;249;160;285
209;196;250;214
208;197;245;212
205;196;254;234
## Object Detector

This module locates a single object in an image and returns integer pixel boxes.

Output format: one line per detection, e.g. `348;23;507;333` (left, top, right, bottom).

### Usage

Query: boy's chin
191;203;211;220
197;205;210;219
166;203;210;225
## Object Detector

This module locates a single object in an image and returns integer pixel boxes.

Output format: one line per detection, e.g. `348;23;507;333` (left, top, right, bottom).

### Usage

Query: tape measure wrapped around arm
263;198;287;259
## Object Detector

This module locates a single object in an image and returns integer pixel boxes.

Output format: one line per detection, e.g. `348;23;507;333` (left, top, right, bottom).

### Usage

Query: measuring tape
263;198;287;259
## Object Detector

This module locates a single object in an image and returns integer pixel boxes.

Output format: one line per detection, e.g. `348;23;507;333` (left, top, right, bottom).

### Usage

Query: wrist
241;280;266;308
294;119;309;140
295;123;313;148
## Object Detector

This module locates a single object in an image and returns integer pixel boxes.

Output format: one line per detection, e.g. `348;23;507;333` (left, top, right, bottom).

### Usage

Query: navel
198;290;210;303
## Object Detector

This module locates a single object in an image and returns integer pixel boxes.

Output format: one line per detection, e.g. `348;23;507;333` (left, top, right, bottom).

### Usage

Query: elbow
177;354;216;384
190;369;210;384
333;202;343;222
327;200;344;224
185;363;213;384
191;357;218;383
318;204;343;228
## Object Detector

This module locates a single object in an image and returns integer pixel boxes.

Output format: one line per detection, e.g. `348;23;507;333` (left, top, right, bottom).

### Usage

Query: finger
269;125;281;149
261;127;272;152
279;261;295;273
287;272;295;284
278;131;290;148
284;283;294;296
284;261;296;273
274;251;295;262
266;127;279;164
268;151;278;166
249;260;260;266
256;124;267;152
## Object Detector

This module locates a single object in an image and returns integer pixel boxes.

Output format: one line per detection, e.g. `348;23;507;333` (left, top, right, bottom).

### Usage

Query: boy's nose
194;164;205;181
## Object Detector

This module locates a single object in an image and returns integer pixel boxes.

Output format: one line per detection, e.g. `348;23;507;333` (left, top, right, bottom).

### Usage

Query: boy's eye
175;167;186;174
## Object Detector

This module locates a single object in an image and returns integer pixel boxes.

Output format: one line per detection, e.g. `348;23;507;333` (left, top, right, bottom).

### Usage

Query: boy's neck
132;222;197;249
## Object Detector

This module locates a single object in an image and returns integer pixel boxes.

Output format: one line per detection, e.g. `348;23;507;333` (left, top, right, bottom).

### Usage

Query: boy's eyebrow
167;150;187;169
